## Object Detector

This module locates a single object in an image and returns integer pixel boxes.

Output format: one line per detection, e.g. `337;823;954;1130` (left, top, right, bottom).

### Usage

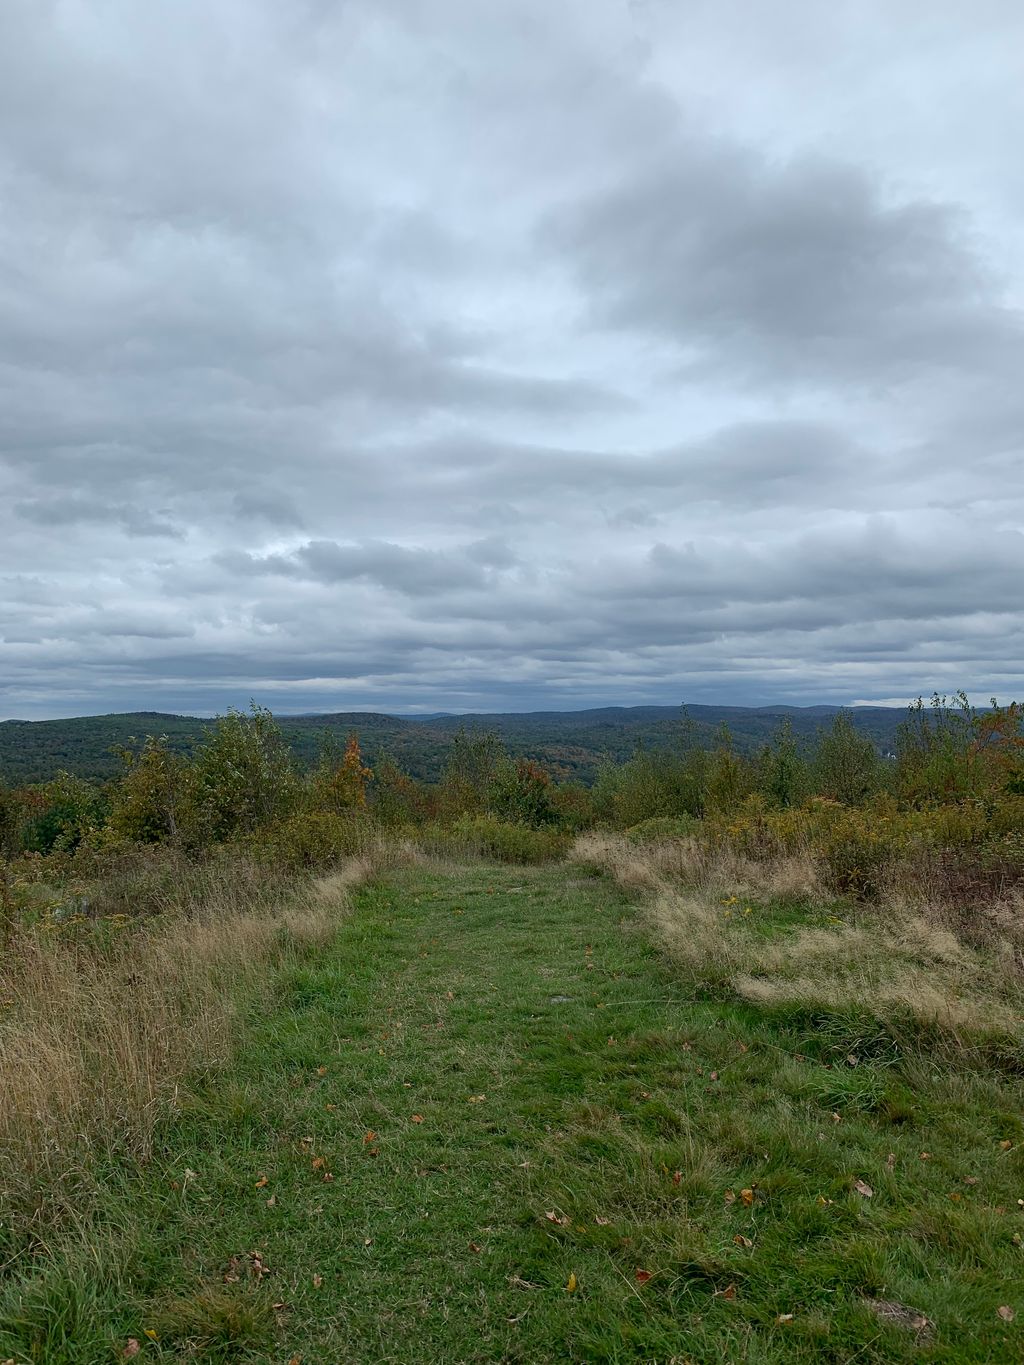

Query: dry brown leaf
123;1343;140;1359
886;1153;896;1170
716;1284;737;1300
776;1313;794;1324
854;1179;874;1198
254;1175;269;1189
740;1188;755;1207
594;1216;611;1226
544;1210;571;1226
311;1156;326;1171
724;1189;736;1205
469;1241;482;1254
411;1114;424;1124
468;1094;486;1103
312;1273;323;1289
998;1305;1016;1322
322;1170;334;1181
1000;1140;1013;1151
635;1268;652;1283
266;1195;277;1207
919;1151;932;1161
363;1130;377;1144
672;1170;682;1186
288;1356;303;1365
733;1234;753;1249
964;1176;979;1185
316;1066;327;1076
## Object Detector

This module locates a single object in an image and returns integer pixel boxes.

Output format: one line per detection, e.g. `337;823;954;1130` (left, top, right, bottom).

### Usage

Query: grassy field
1;858;1022;1363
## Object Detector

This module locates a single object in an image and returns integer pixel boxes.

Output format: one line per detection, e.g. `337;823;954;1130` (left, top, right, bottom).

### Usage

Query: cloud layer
2;0;1023;717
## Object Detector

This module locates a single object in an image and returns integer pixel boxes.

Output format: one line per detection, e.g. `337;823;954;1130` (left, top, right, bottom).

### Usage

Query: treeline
1;695;1022;889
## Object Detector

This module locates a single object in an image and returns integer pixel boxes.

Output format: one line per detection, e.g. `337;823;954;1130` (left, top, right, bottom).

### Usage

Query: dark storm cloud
1;0;1023;717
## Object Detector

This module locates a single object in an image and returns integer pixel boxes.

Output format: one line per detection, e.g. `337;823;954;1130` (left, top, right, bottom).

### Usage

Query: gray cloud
1;0;1023;718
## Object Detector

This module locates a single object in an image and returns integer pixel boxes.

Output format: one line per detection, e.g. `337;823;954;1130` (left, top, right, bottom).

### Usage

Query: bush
261;811;367;871
626;816;700;844
420;816;569;864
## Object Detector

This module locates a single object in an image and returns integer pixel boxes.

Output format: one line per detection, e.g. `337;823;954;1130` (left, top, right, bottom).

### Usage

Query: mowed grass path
3;862;1023;1362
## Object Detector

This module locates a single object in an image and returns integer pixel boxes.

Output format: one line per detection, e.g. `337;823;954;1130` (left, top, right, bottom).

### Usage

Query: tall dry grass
571;833;1024;1051
0;852;377;1251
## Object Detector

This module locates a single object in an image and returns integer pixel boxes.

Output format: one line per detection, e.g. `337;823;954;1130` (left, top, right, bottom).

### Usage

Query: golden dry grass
572;833;1024;1047
0;852;378;1246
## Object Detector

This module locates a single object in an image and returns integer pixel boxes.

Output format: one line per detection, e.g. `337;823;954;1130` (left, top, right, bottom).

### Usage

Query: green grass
1;862;1022;1362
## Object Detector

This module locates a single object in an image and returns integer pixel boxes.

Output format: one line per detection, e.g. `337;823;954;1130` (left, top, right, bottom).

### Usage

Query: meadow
0;695;1021;1361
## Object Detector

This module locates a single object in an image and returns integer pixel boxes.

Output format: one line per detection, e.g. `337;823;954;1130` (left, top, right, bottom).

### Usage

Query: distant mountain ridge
0;702;908;786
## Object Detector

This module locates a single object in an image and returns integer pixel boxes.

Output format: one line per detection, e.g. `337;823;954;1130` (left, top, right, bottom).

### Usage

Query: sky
2;0;1023;719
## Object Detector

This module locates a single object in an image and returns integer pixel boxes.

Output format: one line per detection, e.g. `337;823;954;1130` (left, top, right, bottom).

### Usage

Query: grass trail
2;862;1022;1362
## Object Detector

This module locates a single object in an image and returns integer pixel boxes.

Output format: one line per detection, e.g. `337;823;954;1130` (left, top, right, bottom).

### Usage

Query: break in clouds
2;0;1023;718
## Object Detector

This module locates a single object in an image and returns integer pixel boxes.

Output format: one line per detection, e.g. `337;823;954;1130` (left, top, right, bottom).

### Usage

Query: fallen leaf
254;1175;269;1189
854;1179;874;1198
716;1284;737;1300
363;1130;377;1144
311;1156;326;1170
1000;1140;1013;1152
325;1102;336;1111
733;1234;753;1249
594;1216;611;1226
831;1111;842;1123
672;1170;682;1185
144;1329;159;1341
635;1268;652;1283
545;1210;571;1226
816;1195;834;1207
919;1151;932;1161
566;1272;578;1292
998;1305;1016;1322
724;1189;736;1205
964;1176;979;1185
411;1114;424;1124
123;1343;140;1359
266;1195;277;1207
322;1170;334;1181
469;1241;482;1253
312;1273;323;1289
468;1094;486;1103
847;1054;859;1067
740;1188;755;1207
886;1153;896;1170
364;1237;372;1246
776;1313;795;1324
288;1356;303;1365
710;1071;719;1081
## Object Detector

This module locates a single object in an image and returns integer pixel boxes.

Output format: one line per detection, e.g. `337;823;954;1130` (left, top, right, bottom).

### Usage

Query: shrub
420;815;569;864
107;736;199;847
261;811;367;871
487;758;557;828
812;711;881;805
626;815;700;844
194;704;299;840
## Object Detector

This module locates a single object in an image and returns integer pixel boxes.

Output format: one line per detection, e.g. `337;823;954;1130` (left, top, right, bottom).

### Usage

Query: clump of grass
573;834;1024;1055
0;851;377;1256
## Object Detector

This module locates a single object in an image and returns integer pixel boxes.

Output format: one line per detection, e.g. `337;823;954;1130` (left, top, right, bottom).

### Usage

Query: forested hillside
0;703;904;785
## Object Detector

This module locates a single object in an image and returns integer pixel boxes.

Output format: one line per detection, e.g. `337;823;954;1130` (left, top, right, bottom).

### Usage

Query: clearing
1;861;1021;1363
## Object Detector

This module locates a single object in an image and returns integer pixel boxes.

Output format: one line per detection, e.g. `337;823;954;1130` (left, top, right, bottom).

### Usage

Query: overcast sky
2;1;1023;719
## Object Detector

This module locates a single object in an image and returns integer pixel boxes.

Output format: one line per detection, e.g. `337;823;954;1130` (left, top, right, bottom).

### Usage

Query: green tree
812;712;880;806
195;704;298;840
108;735;198;845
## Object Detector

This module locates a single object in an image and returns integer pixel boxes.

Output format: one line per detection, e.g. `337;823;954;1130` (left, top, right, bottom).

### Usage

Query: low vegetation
0;693;1021;1359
